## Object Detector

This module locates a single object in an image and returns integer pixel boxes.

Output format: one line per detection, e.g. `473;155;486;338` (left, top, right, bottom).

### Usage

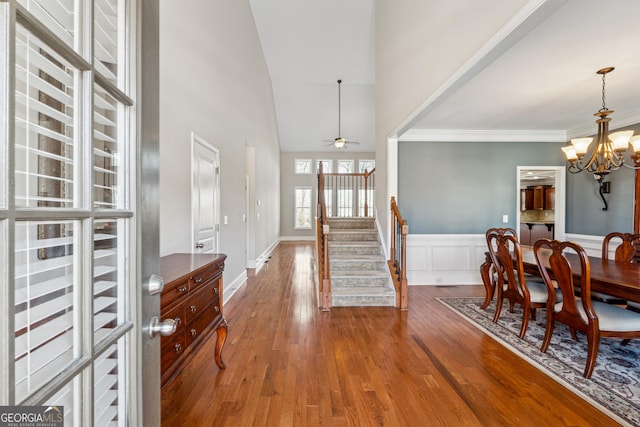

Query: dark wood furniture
519;222;554;246
160;253;228;388
533;239;640;378
520;185;554;211
591;232;640;304
487;230;551;338
481;244;640;308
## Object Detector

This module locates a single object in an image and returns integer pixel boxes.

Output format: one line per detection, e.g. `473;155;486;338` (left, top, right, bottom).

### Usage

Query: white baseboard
223;270;248;305
280;235;315;241
247;239;280;270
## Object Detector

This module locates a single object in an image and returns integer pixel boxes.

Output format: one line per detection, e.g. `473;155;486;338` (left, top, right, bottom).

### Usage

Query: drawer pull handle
190;328;197;337
174;343;182;353
174;317;181;327
190;305;197;313
214;306;220;313
195;278;203;284
178;286;187;293
213;287;219;295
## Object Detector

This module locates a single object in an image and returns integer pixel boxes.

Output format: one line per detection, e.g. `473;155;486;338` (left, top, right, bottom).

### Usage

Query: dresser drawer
161;331;186;374
160;278;190;308
190;263;223;292
184;281;216;324
160;304;185;348
186;304;219;346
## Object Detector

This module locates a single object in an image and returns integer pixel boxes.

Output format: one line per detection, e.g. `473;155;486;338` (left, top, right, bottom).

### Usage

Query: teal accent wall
566;162;635;234
398;140;636;235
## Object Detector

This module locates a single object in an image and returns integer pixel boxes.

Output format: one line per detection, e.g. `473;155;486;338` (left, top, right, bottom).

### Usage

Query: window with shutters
2;1;135;425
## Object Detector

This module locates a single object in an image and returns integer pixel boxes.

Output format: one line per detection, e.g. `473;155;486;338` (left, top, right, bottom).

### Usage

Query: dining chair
482;228;517;308
533;239;640;378
487;230;554;339
593;232;640;305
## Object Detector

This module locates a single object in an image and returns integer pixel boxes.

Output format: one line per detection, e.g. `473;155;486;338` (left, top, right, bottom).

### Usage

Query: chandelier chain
601;71;607;112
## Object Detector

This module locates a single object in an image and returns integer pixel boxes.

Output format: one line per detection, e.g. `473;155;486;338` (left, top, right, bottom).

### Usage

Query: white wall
159;1;280;283
374;0;529;251
279;151;375;240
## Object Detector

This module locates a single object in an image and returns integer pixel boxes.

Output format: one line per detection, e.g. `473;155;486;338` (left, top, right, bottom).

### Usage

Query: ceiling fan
323;79;360;149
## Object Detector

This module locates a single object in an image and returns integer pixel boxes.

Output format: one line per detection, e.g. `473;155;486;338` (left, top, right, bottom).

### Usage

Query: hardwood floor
161;241;617;426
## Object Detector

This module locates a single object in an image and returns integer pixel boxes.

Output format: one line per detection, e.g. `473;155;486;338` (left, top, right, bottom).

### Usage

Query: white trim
389;0;564;138
248;239;279;271
400;129;567;143
516;166;566;243
565;233;604;257
567;108;640;140
280;235;314;241
406;234;487;286
223;270;248;305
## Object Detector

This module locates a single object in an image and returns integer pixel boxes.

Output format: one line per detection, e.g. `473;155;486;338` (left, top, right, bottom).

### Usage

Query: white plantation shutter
94;0;119;85
17;0;75;48
14;25;76;209
93;85;120;209
4;1;135;425
14;220;76;401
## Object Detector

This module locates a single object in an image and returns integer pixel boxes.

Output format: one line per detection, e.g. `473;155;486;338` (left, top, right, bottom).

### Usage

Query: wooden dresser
159;253;228;388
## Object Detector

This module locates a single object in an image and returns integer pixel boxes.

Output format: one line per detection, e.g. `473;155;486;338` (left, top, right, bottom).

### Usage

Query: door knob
146;274;165;295
146;316;177;338
195;243;204;249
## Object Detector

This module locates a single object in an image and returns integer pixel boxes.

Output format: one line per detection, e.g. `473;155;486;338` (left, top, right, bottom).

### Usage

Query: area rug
438;297;640;427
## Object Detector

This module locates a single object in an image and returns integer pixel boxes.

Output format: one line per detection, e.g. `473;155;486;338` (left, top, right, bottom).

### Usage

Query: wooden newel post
399;221;408;310
390;197;397;267
321;223;331;311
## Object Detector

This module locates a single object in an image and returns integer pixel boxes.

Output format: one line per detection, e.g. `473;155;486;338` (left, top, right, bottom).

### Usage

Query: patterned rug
438;297;640;427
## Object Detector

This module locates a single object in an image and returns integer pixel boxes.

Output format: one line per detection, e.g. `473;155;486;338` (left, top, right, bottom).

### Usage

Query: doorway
517;166;566;244
192;133;221;254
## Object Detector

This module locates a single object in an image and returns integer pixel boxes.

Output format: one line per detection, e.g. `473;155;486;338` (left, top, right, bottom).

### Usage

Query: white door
1;1;161;425
192;134;220;253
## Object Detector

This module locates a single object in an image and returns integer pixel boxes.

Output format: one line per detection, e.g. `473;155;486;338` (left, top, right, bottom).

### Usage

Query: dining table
480;245;640;309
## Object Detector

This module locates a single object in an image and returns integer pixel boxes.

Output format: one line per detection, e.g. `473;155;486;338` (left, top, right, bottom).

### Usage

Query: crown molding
399;129;567;143
566;108;640;140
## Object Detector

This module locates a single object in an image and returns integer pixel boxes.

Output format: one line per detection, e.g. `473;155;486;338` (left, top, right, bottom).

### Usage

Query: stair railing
389;197;409;310
317;163;332;310
322;168;375;218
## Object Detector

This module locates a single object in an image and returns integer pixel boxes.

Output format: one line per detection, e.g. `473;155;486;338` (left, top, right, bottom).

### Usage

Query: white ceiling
250;0;640;152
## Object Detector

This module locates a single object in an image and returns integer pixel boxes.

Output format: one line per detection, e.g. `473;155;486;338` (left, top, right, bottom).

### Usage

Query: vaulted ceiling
250;0;640;153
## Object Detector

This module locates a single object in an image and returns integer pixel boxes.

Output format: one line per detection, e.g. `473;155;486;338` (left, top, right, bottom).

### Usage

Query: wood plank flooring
161;241;618;426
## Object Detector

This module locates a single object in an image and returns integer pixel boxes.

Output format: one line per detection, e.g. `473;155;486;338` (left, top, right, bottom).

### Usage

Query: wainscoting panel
406;233;605;286
406;234;487;285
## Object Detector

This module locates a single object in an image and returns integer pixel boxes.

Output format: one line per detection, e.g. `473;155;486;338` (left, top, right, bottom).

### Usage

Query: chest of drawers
159;253;228;388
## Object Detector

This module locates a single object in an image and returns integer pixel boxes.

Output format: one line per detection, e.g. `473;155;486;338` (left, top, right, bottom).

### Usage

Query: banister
317;163;331;310
389;196;409;310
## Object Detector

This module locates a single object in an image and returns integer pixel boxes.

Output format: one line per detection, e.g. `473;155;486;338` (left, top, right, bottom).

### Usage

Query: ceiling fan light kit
323;79;360;150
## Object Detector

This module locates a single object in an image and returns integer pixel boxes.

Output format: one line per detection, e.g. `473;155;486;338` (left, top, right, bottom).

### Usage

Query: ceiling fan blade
346;141;360;145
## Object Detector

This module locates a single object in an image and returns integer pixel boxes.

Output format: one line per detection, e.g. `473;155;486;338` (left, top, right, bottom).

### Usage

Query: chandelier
561;67;640;179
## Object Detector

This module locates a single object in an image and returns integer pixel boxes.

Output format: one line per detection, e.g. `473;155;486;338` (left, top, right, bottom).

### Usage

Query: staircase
327;217;396;307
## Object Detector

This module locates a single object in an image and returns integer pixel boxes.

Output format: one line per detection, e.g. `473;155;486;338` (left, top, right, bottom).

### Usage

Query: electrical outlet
502;214;509;223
